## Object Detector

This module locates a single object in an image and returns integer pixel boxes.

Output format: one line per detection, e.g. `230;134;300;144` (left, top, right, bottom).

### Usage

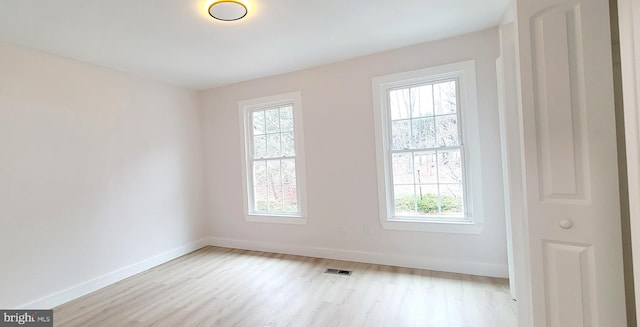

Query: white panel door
514;0;627;325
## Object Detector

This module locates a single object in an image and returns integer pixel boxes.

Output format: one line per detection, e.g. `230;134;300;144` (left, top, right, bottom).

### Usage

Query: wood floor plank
53;246;517;327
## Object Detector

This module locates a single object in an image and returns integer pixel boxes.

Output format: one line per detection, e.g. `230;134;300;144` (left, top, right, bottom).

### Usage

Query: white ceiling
0;0;510;90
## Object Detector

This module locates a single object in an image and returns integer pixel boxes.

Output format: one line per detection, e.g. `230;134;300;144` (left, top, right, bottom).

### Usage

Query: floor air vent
324;268;352;276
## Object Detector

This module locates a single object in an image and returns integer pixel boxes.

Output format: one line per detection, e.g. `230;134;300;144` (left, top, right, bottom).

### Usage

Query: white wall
0;43;208;308
201;28;509;277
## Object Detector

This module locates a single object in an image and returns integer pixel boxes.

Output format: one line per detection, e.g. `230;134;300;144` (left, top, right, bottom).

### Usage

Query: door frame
617;0;640;322
497;21;534;325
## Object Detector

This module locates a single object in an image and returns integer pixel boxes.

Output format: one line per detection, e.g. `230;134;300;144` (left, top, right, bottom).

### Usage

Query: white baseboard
19;238;210;309
207;237;508;278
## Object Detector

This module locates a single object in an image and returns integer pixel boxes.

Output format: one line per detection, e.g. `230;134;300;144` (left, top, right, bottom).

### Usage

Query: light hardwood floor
54;246;517;327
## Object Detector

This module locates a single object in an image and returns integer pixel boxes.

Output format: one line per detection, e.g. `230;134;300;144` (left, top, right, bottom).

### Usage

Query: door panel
543;241;596;327
531;4;590;203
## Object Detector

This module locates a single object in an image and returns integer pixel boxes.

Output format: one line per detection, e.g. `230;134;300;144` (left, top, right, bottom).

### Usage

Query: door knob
559;219;573;229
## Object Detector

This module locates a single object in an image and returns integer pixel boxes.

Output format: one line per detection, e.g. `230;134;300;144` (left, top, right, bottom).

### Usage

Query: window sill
246;214;308;225
380;218;483;234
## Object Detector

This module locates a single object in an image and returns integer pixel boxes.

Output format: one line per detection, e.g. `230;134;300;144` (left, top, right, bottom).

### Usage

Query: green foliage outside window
395;193;462;215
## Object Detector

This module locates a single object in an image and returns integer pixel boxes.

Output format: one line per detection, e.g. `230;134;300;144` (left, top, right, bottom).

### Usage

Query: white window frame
372;60;484;234
239;91;308;225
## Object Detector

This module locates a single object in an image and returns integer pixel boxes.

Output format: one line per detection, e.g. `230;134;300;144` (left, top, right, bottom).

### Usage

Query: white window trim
238;91;308;225
372;60;484;234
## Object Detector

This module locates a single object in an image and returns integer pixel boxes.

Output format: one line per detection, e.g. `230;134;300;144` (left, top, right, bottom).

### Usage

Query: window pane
394;185;416;216
253;160;267;186
268;185;283;211
415;185;439;215
436;114;459;146
280;106;294;132
440;184;464;216
389;88;412;120
392;152;414;184
265;108;280;133
414;151;437;184
434;81;457;115
437;150;463;183
281;132;295;157
252;111;266;135
392;120;411;150
283;185;298;212
254;186;268;211
266;160;281;186
266;133;281;157
412;117;435;149
253;135;266;159
412;84;434;118
281;159;296;185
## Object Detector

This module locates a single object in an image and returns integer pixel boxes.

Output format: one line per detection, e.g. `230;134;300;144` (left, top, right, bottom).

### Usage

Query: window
239;92;307;224
372;61;483;234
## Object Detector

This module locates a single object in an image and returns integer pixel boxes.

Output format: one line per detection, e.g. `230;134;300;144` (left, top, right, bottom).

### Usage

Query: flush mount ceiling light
208;0;248;21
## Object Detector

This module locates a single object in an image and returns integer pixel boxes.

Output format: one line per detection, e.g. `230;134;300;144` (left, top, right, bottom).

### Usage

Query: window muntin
249;105;299;214
387;80;467;219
